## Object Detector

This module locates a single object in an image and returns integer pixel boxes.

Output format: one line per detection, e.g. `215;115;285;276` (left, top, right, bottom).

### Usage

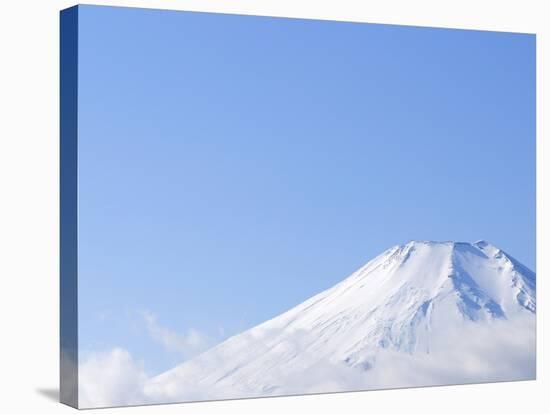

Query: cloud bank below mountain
78;241;536;408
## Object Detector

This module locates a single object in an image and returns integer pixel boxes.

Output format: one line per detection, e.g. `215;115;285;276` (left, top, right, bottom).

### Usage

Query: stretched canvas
60;4;536;409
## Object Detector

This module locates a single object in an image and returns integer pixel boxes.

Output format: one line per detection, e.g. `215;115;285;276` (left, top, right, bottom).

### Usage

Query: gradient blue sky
76;5;535;374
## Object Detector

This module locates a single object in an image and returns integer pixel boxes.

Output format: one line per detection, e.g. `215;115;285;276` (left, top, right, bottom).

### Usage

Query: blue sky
76;5;535;374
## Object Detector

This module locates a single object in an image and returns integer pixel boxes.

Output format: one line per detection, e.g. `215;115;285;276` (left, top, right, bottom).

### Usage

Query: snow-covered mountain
144;240;536;403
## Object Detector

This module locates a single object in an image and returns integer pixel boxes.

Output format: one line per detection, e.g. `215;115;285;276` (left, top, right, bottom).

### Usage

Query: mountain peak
146;240;536;402
401;239;492;248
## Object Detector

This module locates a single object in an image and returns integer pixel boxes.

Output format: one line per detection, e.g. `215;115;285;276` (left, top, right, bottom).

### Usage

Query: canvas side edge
60;5;79;409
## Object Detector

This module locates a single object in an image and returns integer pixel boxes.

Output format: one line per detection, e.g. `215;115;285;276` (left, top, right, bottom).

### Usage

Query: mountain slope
144;240;536;402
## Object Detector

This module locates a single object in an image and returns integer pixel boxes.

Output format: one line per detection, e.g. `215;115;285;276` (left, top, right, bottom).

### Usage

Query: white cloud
140;310;212;358
78;313;535;408
273;312;535;396
363;312;536;388
79;348;148;408
78;311;216;407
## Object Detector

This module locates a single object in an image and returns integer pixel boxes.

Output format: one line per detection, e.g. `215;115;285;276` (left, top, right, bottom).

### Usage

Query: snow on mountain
143;240;536;403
